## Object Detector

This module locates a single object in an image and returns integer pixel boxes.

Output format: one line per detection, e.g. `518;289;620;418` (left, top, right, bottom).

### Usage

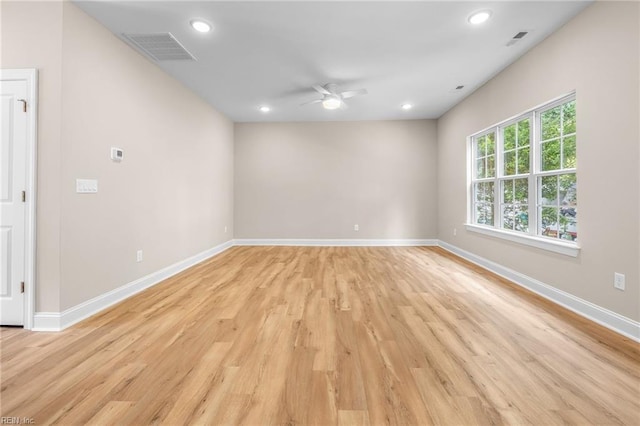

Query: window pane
476;136;487;157
517;147;529;174
475;180;494;226
562;136;576;169
476;182;491;203
486;155;495;178
560;215;577;241
484;181;494;204
541;140;561;171
474;184;481;204
504;124;516;150
503;203;529;233
514;178;528;203
476;203;494;226
515;205;529;233
558;173;578;241
563;101;576;135
559;173;577;207
559;214;577;241
475;182;488;202
476;158;485;179
504;151;516;176
475;182;495;204
486;132;495;155
541;106;561;141
476;135;486;158
518;119;530;147
540;176;558;205
503;180;513;203
476;202;485;224
502;205;514;230
541;206;559;238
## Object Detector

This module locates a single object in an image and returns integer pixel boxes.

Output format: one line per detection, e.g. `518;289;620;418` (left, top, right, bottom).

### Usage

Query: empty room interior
1;0;639;424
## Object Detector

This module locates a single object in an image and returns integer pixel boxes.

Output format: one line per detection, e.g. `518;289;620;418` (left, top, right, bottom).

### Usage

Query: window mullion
556;174;561;240
530;111;539;237
559;105;564;170
536;168;576;178
495;126;502;229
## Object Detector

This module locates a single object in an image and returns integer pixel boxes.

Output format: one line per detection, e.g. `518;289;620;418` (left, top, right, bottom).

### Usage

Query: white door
0;79;28;325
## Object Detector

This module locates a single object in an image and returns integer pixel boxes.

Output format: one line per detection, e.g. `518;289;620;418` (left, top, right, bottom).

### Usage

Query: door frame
1;69;38;329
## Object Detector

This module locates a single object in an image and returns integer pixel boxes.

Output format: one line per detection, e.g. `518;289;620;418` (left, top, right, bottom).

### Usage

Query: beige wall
437;1;639;321
1;1;64;311
234;120;437;240
2;1;234;311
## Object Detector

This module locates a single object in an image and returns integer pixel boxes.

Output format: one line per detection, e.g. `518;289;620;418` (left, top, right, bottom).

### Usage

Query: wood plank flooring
1;246;639;425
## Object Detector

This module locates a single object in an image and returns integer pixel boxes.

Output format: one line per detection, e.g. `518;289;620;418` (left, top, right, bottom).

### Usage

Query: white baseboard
33;240;234;332
233;238;438;247
438;240;640;343
31;312;61;332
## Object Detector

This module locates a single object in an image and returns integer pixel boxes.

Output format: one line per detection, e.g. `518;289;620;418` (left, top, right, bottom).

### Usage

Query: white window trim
466;92;580;257
465;224;580;257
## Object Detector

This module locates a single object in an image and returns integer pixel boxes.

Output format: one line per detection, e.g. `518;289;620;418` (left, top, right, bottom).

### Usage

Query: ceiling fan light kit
302;83;368;111
322;95;342;110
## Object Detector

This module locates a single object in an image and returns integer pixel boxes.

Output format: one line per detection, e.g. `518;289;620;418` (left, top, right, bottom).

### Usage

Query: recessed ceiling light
468;10;491;25
401;104;413;110
190;20;212;33
322;96;342;110
259;106;271;113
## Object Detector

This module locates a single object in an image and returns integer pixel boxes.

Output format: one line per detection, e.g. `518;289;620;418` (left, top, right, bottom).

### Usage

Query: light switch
76;179;98;194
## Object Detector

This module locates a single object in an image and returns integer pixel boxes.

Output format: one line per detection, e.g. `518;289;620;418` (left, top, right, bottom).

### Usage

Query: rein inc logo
1;418;34;425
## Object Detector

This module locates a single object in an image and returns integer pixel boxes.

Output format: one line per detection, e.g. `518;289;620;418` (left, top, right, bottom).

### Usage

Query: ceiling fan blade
300;99;323;106
340;88;368;99
312;85;331;95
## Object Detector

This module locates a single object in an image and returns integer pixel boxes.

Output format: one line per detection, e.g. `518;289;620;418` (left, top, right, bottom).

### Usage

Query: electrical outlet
224;226;228;233
453;228;457;236
614;272;625;291
354;224;359;231
136;250;143;263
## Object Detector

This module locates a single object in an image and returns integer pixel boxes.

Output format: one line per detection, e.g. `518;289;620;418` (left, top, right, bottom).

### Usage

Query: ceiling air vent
121;33;196;61
506;31;529;47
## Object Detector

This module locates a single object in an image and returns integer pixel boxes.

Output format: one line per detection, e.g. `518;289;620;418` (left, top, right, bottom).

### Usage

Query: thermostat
111;147;124;162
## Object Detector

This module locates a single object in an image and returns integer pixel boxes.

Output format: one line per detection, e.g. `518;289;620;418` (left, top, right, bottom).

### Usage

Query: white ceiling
74;1;591;122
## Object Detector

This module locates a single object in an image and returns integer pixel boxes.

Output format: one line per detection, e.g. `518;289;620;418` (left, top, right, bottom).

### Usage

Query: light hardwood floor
1;246;639;425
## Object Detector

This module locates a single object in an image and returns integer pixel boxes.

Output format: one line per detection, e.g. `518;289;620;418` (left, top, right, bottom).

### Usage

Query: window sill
465;224;580;257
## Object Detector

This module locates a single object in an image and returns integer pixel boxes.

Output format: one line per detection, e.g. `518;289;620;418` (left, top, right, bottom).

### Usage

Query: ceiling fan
301;83;368;110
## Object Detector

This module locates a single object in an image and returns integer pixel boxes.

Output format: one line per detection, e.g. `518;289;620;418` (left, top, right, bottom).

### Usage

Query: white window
468;94;578;256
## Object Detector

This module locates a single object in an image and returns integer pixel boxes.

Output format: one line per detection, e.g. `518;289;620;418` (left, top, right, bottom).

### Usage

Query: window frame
466;93;579;257
471;128;497;226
